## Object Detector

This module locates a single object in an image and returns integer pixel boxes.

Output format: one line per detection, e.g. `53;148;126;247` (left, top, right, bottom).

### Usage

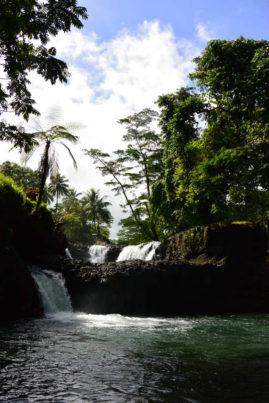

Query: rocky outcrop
68;243;124;263
68;243;90;263
2;222;267;320
105;245;124;262
156;223;268;266
0;249;43;320
36;244;269;316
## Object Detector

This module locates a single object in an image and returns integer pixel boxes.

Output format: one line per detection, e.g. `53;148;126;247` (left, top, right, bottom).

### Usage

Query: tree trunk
36;140;50;210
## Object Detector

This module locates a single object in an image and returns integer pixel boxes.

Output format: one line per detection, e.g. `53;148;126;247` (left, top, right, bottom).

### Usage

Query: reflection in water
0;314;268;402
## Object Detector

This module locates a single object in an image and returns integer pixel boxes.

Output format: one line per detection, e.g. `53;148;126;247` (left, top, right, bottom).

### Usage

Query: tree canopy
57;188;113;243
22;124;78;209
0;0;87;149
85;108;165;242
151;37;269;231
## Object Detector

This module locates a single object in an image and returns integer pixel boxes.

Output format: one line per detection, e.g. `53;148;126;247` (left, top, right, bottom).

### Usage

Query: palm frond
28;117;44;132
45;106;63;127
64;121;85;133
51;126;79;143
60;142;78;169
49;146;59;177
20;142;40;165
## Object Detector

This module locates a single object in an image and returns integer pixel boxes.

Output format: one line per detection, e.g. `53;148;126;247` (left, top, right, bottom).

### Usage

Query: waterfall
29;266;72;314
88;245;110;263
116;241;161;261
65;248;72;259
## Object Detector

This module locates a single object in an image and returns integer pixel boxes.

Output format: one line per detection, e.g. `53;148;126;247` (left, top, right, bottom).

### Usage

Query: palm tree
49;173;69;213
81;188;113;237
22;125;78;209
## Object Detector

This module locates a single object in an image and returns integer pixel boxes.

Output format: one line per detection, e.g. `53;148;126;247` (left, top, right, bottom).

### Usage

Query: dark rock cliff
105;245;124;262
155;223;268;266
68;243;89;263
0;249;43;320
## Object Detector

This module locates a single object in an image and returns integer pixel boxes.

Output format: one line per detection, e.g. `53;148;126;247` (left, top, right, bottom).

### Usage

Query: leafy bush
0;174;66;257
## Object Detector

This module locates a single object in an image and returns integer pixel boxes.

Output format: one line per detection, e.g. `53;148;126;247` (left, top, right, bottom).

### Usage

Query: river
0;313;268;402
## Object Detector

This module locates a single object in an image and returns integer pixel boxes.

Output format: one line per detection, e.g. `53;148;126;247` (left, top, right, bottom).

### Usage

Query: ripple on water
0;314;268;402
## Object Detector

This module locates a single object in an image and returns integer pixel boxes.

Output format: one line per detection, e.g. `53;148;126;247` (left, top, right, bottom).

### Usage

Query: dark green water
0;313;268;402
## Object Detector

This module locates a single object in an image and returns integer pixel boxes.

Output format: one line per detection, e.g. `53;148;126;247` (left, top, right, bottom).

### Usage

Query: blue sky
2;0;269;238
82;0;269;42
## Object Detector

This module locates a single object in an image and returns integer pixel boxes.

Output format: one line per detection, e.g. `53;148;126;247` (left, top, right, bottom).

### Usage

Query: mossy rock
156;222;268;265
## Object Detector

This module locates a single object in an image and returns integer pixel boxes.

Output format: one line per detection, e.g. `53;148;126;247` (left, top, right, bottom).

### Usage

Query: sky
1;0;269;238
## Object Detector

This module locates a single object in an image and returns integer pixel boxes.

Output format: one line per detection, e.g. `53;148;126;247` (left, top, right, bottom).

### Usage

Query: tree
85;108;164;242
0;161;40;189
48;173;69;213
56;187;112;243
57;188;88;242
151;88;206;231
151;37;269;231
81;188;112;238
0;0;87;149
22;124;78;209
0;160;52;203
117;216;153;245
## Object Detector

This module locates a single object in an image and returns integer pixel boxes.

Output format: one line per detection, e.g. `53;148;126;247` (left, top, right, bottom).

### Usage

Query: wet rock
0;249;43;321
36;252;269;316
33;223;269;316
68;243;90;263
105;245;124;262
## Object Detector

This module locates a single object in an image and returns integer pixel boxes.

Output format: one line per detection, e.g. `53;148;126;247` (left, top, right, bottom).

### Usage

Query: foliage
0;173;65;256
81;188;112;238
0;0;87;149
85;108;165;242
0;173;32;220
57;187;112;243
0;161;52;203
49;173;69;213
151;37;269;232
25;186;40;202
22;123;78;209
117;216;154;245
0;161;40;189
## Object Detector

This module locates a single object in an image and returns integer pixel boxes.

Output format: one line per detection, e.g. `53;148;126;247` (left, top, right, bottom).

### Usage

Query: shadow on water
0;314;268;402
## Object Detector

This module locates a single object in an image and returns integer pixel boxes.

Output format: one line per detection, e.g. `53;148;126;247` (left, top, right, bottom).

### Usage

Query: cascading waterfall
116;241;160;261
88;245;110;263
29;266;72;313
65;248;72;259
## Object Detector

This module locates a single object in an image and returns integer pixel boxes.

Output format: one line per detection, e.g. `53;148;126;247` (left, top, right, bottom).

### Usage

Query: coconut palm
64;188;82;200
49;173;69;213
81;188;113;237
22;124;78;209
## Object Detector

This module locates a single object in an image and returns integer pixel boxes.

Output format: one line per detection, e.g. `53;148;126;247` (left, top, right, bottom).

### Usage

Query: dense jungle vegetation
0;0;268;245
86;38;269;243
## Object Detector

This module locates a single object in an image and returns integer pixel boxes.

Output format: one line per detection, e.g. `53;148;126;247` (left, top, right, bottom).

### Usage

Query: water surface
0;314;268;402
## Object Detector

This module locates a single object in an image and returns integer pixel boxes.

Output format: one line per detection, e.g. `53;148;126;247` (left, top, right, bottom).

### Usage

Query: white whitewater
88;245;110;263
29;266;72;314
65;248;72;259
117;241;161;262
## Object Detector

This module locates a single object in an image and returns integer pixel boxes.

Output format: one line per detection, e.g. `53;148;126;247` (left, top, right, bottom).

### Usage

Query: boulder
68;243;90;263
105;245;124;262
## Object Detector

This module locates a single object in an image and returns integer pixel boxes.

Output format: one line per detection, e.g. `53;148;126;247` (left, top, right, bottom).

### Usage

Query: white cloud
196;23;214;42
0;21;200;238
